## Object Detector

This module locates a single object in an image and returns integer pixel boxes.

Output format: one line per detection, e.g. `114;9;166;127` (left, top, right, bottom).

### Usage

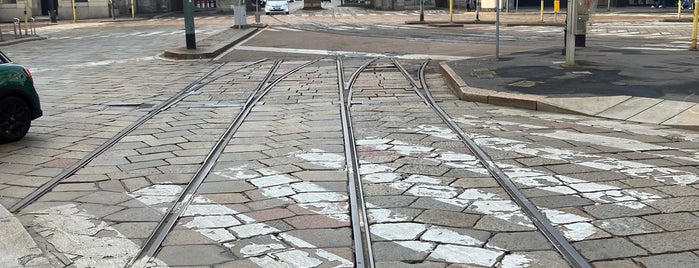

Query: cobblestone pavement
1;8;699;268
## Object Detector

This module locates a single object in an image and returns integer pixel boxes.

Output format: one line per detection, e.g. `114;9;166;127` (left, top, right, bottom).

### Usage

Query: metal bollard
30;17;36;35
13;18;22;38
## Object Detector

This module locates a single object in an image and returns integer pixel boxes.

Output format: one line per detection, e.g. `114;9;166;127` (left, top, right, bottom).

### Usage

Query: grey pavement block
545;164;605;174
663;104;699;128
111;222;158;239
583;203;659;219
365;196;418;208
574;238;648;261
118;159;168;171
363;184;409;196
635;252;699;268
4;176;51;187
643;212;699;231
420;226;490;246
396;165;449;177
292;171;347;181
394;157;442;167
79;203;126;218
163;229;220;246
374;261;446;268
135;144;182;155
645;196;699;213
245;198;295;211
530;195;594;209
156;244;234;266
630;229;699;254
514;157;569;167
373;241;433;262
75;191;132;205
63;174;111;183
655;185;699;197
591;259;642;268
227;235;286;259
486;231;552;251
592;217;663;236
409;197;464;212
281;228;352;248
39;191;91;202
198;181;255;194
147;173;193;185
474;215;537;232
414;210;480;228
104;207;163;222
126;152;177;163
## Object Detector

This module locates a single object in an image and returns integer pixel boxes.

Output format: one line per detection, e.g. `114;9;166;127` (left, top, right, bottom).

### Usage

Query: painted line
234;45;471;60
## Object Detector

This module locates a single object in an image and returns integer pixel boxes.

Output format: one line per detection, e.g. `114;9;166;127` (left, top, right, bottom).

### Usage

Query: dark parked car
0;50;41;143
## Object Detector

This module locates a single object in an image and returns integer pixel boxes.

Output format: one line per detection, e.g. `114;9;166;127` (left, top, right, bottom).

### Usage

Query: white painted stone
291;181;328;192
541;209;590;225
500;253;533;268
406;185;459;198
437;152;478;162
391;144;435;155
298;202;348;215
538;186;578;195
411;125;458;140
250;174;299;187
215;165;260;180
261;185;296;198
356;138;392;145
363;172;401;183
560;222;598;241
291;192;348;203
28;204;147;267
429;244;503;266
359;164;394;175
435;198;471;209
404;174;443;184
241;242;286;257
229;223;280;238
457;189;499;200
568;182;619;193
421;227;485;246
294;150;344;169
371;223;426;240
196;228;237;243
273;250;323;267
368;209;412;223
183;204;239;216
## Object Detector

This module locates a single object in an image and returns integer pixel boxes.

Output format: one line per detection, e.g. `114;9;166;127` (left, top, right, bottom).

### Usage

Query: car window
0;51;10;64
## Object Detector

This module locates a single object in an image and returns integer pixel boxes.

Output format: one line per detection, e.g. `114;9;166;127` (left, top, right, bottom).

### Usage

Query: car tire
286;11;289;14
0;96;32;143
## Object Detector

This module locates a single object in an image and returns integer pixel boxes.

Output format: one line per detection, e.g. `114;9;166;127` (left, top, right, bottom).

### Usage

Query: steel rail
9;59;267;213
346;58;376;106
128;59;319;267
337;57;376;268
395;59;592;268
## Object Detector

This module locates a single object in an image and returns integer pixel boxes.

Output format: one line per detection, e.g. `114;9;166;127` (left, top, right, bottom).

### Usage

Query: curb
0;36;47;47
438;61;699;131
162;27;259;60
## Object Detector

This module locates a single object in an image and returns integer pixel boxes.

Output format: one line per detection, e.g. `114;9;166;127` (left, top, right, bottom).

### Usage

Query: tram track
7;57;597;267
9;60;269;213
341;57;592;268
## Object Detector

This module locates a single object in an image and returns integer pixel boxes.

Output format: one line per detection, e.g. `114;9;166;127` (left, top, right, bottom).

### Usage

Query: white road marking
233;45;471;60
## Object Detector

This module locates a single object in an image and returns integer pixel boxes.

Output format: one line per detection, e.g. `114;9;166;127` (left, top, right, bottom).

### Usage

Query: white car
265;0;289;14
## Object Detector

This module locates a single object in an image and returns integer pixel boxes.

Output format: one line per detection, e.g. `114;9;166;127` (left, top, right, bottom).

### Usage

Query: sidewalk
439;36;699;131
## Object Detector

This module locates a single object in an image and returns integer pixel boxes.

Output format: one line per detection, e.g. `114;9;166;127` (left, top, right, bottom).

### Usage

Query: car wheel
0;96;32;143
286;11;289;14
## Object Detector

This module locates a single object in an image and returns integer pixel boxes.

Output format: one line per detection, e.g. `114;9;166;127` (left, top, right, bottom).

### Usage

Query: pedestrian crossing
45;28;220;40
264;23;426;33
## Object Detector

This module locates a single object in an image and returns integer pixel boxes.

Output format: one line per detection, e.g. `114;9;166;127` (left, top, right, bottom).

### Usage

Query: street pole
24;0;29;35
132;0;135;19
496;0;500;59
72;0;76;22
691;0;698;50
420;0;424;22
449;0;453;23
184;0;196;49
565;0;577;65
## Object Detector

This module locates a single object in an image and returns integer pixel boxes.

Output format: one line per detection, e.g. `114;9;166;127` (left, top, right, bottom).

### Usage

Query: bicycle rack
29;17;36;35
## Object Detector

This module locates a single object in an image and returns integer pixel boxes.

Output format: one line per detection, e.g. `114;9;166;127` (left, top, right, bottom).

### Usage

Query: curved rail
393;59;592;268
337;57;376;268
10;59;268;213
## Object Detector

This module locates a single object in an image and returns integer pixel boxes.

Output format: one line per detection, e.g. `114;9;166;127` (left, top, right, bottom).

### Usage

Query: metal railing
10;17;36;38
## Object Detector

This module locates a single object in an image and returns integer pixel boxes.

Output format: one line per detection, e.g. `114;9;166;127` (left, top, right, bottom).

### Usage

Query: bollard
30;17;36;35
13;18;22;38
